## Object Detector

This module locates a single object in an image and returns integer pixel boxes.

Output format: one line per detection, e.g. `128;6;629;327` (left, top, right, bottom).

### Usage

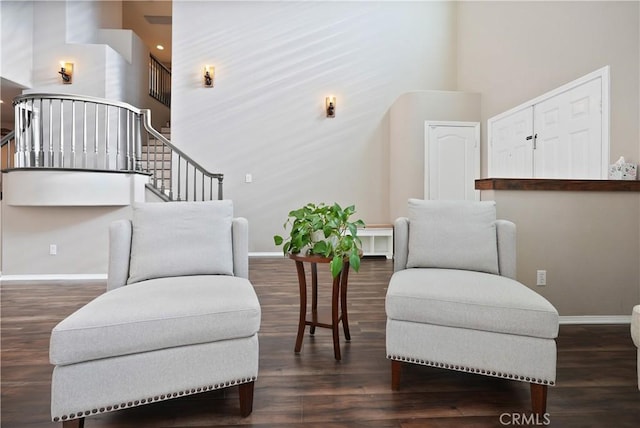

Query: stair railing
3;93;223;201
1;130;16;197
149;54;171;108
1;130;16;165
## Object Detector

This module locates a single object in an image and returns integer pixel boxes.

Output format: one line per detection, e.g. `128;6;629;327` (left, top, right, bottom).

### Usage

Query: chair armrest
232;217;249;279
394;217;409;272
631;305;640;348
496;219;517;279
107;219;132;291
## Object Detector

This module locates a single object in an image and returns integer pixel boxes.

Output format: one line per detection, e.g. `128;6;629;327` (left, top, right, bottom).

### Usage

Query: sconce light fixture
326;96;336;118
203;65;215;88
58;62;73;84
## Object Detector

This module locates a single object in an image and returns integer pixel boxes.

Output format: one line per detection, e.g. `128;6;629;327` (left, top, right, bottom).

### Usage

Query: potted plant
274;202;366;277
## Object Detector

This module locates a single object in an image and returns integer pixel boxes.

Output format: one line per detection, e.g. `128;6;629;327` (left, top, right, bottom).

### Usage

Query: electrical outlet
536;270;547;286
245;173;252;183
49;244;58;256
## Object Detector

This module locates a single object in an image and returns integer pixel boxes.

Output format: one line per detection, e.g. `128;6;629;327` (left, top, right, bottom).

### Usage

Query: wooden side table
289;253;351;360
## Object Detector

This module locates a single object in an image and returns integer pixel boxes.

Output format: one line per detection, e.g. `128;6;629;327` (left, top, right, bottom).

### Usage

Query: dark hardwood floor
2;257;638;427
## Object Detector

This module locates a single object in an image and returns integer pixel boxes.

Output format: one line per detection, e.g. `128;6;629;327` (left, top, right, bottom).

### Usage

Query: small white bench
358;224;393;259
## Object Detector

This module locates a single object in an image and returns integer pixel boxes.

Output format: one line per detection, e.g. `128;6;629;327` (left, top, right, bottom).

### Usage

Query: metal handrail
138;110;224;200
5;93;223;201
0;130;16;198
1;130;15;147
149;54;171;107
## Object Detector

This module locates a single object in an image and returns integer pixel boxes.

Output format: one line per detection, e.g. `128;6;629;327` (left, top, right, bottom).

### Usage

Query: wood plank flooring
2;257;639;427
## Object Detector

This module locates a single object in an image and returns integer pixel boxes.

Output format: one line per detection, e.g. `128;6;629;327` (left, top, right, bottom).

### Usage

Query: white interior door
489;107;534;177
425;122;480;201
534;77;603;178
488;67;608;179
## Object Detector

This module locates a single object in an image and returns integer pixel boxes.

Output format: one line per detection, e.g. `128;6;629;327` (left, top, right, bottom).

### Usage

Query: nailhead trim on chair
52;376;257;422
387;355;555;386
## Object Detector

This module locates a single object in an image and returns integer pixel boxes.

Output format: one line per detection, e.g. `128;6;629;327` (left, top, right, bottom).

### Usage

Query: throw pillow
127;200;234;284
406;199;499;274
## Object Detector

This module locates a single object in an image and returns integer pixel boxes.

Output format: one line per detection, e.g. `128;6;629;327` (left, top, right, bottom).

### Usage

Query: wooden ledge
475;178;640;192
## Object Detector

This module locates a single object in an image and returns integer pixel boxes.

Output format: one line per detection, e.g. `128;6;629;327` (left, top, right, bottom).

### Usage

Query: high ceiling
1;0;172;128
123;0;172;66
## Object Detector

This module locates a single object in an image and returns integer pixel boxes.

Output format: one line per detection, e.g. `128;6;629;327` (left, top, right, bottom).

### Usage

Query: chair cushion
406;199;499;275
632;305;640;348
386;268;558;339
50;275;261;366
128;200;234;284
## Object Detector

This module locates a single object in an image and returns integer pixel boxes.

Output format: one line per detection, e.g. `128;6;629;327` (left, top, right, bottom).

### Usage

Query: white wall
24;1;145;104
6;0;164;116
0;0;34;88
26;1;109;97
97;28;170;128
457;1;640;174
2;204;131;276
0;169;148;276
389;90;481;221
172;0;458;252
66;0;122;43
482;190;639;317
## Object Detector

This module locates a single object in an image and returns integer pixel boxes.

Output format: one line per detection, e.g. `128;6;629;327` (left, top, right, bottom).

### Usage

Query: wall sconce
58;62;73;84
326;96;336;118
203;65;215;88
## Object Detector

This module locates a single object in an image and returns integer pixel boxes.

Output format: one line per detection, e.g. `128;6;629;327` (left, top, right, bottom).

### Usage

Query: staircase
141;125;172;197
0;130;15;199
3;93;224;202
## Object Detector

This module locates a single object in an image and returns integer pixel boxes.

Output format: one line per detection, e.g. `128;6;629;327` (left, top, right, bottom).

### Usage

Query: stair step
141;163;172;172
140;152;172;161
142;150;171;157
144;125;175;200
151;178;172;189
143;140;172;150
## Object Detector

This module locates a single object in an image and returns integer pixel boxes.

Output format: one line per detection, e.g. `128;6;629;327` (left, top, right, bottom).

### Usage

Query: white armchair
386;199;559;415
632;305;640;390
50;201;261;427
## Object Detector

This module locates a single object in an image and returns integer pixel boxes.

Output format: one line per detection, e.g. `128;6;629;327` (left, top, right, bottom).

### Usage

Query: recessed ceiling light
156;45;165;50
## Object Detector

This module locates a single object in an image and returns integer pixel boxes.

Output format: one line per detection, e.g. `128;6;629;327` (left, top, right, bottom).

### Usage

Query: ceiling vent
144;15;172;25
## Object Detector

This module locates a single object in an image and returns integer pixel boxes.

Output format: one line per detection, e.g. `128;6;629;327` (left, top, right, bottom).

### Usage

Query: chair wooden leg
391;359;402;391
530;383;548;415
62;417;84;428
239;381;255;417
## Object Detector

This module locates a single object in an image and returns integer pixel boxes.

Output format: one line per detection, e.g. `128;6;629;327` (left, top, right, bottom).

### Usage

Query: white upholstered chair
49;201;261;427
632;305;640;390
386;199;559;415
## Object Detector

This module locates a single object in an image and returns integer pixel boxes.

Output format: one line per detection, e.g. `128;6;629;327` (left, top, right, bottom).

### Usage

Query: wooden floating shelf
475;178;640;192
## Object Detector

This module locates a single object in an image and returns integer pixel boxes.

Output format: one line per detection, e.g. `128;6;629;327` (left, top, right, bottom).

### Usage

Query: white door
490;107;534;177
534;77;603;178
488;67;608;179
425;122;480;201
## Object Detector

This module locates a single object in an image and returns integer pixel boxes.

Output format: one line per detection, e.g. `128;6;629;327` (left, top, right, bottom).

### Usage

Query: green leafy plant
274;202;366;278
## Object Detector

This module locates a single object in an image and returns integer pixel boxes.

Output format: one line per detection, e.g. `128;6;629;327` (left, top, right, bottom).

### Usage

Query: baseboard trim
249;252;284;258
0;273;107;282
559;315;631;325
